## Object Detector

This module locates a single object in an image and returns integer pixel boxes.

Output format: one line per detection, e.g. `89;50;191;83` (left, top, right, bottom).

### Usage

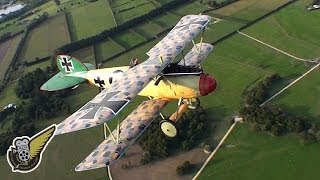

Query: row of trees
55;0;186;54
240;74;320;144
204;0;239;9
138;106;209;164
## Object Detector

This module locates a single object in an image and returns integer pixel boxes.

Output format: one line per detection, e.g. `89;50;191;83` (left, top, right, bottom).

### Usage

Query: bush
176;161;194;175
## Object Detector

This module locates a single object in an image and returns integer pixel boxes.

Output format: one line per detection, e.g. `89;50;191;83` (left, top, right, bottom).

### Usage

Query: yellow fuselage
84;67;200;100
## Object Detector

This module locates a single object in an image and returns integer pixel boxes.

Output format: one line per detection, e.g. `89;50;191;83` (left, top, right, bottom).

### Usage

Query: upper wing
29;125;56;159
75;98;170;171
147;15;211;58
55;15;211;135
177;43;214;66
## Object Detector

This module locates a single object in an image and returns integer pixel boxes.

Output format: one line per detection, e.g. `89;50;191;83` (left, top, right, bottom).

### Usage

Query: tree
176;161;194;175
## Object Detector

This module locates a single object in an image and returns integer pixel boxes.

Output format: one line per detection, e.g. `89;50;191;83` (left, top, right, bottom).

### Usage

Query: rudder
57;55;88;74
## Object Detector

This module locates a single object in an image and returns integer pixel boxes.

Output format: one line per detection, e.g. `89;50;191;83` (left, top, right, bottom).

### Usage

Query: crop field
95;38;125;63
110;0;157;24
17;14;71;63
112;30;146;49
68;0;116;40
199;123;320;180
132;21;164;38
0;34;23;82
152;12;181;29
69;45;96;65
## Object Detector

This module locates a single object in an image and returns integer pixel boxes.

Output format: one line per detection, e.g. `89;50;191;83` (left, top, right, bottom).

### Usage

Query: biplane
41;14;217;171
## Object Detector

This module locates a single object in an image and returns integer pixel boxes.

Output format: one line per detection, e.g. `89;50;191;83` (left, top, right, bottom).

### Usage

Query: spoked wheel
159;119;178;138
182;98;200;110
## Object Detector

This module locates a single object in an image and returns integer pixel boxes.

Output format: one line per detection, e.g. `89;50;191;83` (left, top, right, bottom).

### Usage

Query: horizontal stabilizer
178;43;213;66
40;72;85;91
75;99;169;171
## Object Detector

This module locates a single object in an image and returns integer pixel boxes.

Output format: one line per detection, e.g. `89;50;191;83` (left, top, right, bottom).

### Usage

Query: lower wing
75;98;170;171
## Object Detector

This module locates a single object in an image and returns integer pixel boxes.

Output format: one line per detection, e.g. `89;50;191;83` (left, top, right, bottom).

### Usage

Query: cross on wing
54;15;211;135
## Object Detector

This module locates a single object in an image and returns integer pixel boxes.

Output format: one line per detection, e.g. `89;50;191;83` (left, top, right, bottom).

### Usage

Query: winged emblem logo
7;124;56;173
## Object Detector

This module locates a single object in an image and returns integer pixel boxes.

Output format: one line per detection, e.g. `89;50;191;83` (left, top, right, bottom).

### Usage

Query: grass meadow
0;33;23;82
17;14;71;63
68;0;116;40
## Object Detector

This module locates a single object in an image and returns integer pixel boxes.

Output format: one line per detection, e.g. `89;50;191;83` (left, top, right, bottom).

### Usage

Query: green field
112;30;146;49
10;59;52;81
152;12;181;28
0;33;23;82
132;21;164;38
200;0;320;179
69;45;95;65
199;123;320;180
68;0;116;40
17;14;71;63
95;38;125;63
111;0;157;24
243;1;320;59
272;69;320;121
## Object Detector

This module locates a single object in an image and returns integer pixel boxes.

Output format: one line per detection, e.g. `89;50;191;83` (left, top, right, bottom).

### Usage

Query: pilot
129;58;139;68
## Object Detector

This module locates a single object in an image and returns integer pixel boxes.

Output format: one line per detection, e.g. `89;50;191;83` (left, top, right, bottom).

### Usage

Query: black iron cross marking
61;56;73;72
173;18;208;31
94;76;105;88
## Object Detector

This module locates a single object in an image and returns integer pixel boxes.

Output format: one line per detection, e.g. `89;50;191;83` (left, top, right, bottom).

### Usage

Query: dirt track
110;144;209;180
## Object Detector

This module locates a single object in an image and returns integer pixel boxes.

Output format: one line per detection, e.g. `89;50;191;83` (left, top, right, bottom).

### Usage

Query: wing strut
103;123;116;141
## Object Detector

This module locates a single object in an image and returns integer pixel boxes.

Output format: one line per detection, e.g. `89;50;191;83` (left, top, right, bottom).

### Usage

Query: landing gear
160;119;178;138
182;98;200;110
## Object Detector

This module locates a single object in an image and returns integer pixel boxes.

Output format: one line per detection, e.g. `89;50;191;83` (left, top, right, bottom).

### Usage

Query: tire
159;119;178;138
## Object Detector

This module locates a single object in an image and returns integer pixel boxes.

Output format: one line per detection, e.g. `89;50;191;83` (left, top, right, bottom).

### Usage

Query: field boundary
192;122;237;180
106;0;117;27
260;62;320;106
237;31;318;63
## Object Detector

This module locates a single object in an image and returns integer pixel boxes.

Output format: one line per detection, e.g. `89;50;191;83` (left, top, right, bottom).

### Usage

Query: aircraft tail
40;55;94;91
56;55;88;74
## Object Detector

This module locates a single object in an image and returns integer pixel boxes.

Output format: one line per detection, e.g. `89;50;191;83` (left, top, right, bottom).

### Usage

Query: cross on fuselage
173;18;208;31
61;57;73;72
94;76;105;88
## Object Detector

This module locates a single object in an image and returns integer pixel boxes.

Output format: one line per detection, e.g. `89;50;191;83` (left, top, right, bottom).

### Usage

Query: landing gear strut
159;98;189;138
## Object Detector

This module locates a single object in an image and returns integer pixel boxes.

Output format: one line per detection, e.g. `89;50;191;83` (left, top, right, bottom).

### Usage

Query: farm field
112;29;146;49
110;0;156;24
17;14;71;63
243;1;320;59
69;45;96;65
132;21;164;39
10;59;52;81
272;70;320;122
0;33;23;82
199;123;320;180
95;38;125;63
200;0;320;179
68;0;116;40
